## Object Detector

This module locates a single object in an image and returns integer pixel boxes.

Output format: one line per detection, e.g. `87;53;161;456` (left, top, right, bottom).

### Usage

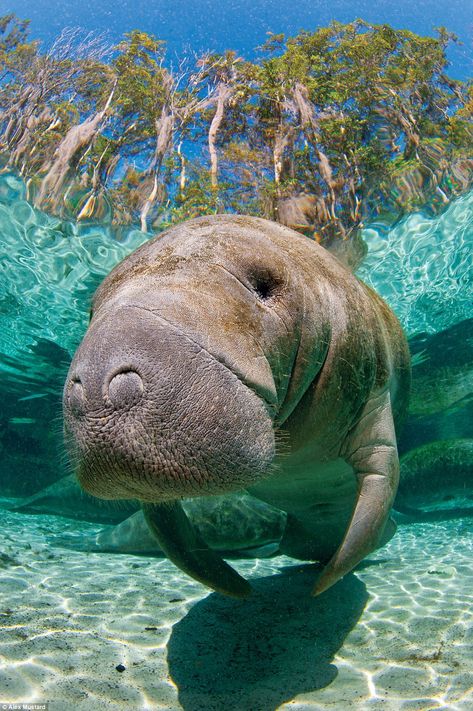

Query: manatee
63;215;411;598
5;474;138;524
94;491;285;557
399;320;473;454
396;438;473;515
408;318;473;417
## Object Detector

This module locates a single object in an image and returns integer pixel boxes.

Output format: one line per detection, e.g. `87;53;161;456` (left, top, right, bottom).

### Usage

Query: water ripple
359;190;473;335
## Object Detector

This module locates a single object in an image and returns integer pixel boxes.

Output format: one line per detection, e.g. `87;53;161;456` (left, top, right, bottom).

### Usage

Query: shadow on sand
167;563;369;711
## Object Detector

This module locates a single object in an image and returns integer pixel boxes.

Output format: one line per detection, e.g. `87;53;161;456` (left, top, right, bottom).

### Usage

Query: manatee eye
248;267;282;302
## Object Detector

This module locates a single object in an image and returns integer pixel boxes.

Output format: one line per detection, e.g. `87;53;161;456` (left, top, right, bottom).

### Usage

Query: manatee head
63;216;328;505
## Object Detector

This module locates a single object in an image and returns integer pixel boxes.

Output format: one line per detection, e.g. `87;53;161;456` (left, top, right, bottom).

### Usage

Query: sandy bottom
0;509;472;711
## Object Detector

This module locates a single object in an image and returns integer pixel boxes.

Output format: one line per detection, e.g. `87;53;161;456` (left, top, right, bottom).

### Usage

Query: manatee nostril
67;377;86;417
107;370;144;408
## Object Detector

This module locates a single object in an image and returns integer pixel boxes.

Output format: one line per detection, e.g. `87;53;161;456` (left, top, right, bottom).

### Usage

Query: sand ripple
0;511;472;709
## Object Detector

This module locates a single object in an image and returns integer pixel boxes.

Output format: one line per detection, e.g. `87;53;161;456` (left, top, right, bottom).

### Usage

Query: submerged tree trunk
139;105;175;232
35;85;115;213
139;175;159;232
273;122;294;186
8;107;54;171
150;106;174;175
292;82;344;227
177;141;186;193
0;87;41;160
208;82;233;189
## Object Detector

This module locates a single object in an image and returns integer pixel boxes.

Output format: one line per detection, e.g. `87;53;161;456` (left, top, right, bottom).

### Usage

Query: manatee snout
63;306;275;502
68;368;144;416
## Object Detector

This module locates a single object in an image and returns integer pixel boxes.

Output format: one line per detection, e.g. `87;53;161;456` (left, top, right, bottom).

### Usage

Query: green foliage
113;30;167;127
0;14;37;75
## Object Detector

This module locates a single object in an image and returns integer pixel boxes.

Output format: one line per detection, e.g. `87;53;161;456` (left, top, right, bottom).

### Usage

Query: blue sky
2;0;472;78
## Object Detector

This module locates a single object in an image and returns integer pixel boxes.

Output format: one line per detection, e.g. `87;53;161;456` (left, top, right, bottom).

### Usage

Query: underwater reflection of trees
0;14;471;269
167;565;368;711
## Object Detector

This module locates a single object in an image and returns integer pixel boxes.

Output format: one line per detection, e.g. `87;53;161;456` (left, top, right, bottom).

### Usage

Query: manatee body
408;319;473;417
396;438;473;514
8;474;138;524
63;215;411;597
399;319;473;454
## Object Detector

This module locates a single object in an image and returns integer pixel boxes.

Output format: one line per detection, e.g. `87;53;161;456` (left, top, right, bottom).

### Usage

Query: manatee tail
142;501;252;599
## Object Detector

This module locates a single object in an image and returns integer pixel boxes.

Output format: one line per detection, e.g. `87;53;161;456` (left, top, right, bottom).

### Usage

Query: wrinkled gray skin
64;215;411;598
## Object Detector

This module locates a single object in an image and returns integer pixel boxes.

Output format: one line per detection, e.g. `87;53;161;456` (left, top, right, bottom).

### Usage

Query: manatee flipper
313;389;400;595
142;501;252;598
